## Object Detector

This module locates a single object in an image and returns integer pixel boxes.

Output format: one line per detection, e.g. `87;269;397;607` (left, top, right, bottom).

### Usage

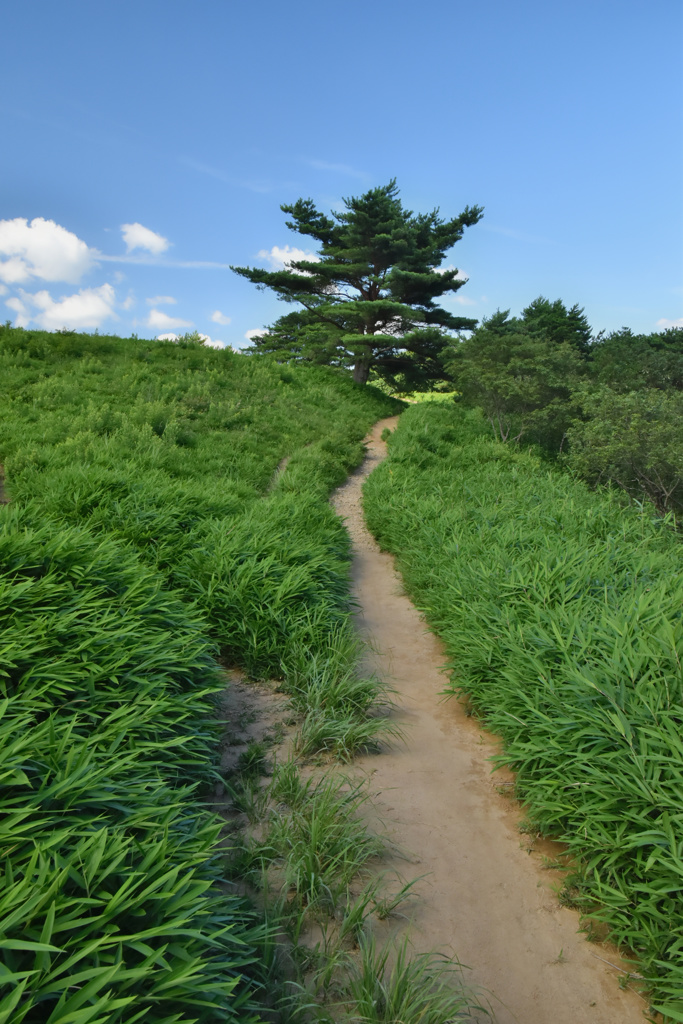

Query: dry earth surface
331;416;649;1024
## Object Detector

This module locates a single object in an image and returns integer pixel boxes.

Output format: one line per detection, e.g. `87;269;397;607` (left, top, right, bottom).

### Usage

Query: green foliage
567;385;683;514
445;306;585;449
246;308;348;369
279;633;400;761
589;326;683;392
363;402;683;1015
232;179;482;386
342;938;490;1023
440;308;683;517
245;772;383;914
0;327;398;676
563;327;683;514
521;295;592;355
0;511;262;1023
0;325;400;1021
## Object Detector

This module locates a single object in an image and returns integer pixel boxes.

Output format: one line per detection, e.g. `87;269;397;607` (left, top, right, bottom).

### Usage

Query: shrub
568;385;683;514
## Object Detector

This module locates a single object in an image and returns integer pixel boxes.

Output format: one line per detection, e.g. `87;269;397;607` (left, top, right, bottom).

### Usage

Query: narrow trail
332;417;647;1024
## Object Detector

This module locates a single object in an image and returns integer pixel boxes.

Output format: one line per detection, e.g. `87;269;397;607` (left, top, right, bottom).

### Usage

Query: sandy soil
332;417;649;1024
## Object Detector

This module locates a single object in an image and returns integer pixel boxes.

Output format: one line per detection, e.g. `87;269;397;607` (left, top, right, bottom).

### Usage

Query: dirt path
332;417;648;1024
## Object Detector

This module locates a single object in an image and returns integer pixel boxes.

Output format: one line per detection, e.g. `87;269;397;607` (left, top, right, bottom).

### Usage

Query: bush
445;308;584;451
588;326;683;392
568;385;683;514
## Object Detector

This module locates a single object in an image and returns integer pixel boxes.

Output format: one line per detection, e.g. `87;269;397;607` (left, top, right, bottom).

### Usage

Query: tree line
232;180;683;516
448;303;683;515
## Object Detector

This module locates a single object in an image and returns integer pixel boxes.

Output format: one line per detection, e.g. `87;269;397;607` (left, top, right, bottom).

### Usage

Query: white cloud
5;295;30;326
147;308;193;331
11;283;117;330
121;294;135;310
436;265;469;281
146;294;176;306
157;332;179;341
657;317;683;329
0;284;7;296
245;328;267;342
121;223;169;255
257;245;319;272
210;309;231;326
0;217;94;285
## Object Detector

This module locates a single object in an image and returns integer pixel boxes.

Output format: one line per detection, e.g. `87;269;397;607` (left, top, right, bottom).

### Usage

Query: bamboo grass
2;327;484;1022
363;401;683;1017
0;325;400;1021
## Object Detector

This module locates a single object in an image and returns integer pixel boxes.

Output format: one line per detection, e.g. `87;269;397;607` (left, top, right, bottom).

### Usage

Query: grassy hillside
363;401;683;1020
0;325;399;1023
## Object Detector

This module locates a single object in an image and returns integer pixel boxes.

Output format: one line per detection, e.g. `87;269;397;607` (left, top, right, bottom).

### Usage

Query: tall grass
343;938;490;1023
0;325;400;1021
244;770;384;914
0;512;262;1023
363;401;683;1018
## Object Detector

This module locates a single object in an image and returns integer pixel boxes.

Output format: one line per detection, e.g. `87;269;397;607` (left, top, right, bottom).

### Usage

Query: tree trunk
352;346;372;385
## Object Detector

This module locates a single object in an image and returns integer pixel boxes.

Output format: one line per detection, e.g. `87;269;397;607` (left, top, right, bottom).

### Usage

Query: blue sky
2;0;681;347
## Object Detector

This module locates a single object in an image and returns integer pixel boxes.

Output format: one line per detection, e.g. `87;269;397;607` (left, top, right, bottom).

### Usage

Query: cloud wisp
480;223;555;246
306;158;368;180
180;157;276;194
98;254;233;269
0;216;230;289
180;157;232;184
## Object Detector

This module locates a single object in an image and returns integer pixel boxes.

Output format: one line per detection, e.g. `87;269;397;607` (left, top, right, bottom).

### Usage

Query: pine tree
521;296;592;355
231;180;482;386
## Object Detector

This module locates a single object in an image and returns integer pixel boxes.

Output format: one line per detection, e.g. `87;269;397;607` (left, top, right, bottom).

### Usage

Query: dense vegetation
0;324;402;1023
6;295;682;1019
446;301;683;515
363;402;683;1020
